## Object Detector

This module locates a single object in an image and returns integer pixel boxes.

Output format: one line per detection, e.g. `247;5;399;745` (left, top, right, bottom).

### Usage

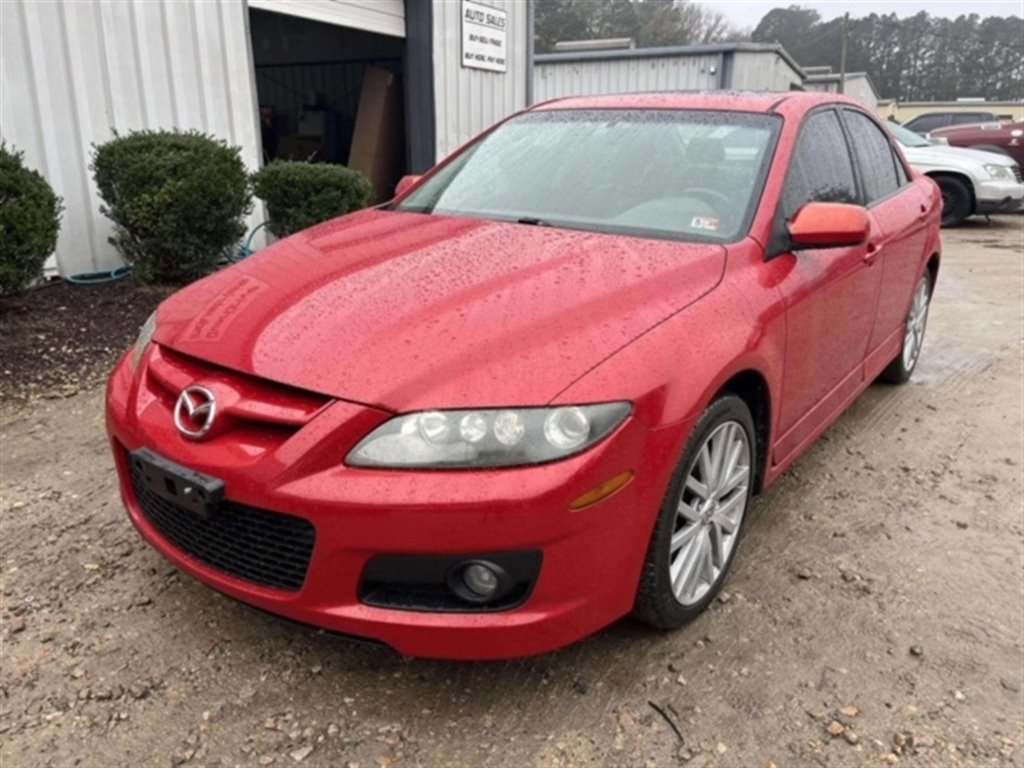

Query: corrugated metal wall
803;77;879;111
0;0;263;277
431;0;528;160
732;51;803;92
534;54;721;103
1;0;527;274
534;47;807;104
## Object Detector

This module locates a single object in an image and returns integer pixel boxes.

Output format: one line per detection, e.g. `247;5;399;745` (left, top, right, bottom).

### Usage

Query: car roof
529;90;865;116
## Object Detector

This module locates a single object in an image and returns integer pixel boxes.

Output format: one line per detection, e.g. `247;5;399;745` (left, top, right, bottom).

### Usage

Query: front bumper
974;178;1024;214
106;347;684;659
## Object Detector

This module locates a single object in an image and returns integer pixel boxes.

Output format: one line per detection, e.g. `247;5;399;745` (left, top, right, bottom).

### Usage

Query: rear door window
782;110;858;220
843;110;901;204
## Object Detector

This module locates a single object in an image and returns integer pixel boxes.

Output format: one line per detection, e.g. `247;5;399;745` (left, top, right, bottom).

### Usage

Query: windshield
396;109;781;243
888;121;932;148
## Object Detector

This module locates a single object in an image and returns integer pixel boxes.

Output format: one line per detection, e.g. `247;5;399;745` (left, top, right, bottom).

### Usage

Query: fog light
463;563;499;597
446;559;512;605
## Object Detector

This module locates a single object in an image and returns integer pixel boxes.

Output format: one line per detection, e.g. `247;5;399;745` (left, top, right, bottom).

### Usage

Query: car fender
552;239;785;440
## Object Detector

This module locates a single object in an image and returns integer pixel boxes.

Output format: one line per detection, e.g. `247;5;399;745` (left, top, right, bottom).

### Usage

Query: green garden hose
64;265;132;284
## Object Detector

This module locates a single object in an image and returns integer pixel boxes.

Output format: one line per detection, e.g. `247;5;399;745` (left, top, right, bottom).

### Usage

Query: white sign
461;0;507;73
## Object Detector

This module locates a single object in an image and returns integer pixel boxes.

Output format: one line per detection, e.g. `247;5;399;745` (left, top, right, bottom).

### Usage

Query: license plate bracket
129;448;225;518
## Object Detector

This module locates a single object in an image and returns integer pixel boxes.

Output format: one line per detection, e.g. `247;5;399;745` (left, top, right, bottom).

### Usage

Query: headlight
346;403;632;469
984;164;1014;180
132;310;158;370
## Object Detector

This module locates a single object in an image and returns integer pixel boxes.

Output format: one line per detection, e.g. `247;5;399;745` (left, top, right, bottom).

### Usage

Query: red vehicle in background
930;120;1024;168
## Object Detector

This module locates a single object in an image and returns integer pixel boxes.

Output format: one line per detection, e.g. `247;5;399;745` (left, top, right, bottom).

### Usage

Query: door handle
918;202;930;220
864;242;881;265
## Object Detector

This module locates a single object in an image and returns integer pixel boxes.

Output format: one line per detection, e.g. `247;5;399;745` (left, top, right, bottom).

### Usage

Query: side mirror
788;202;869;249
395;175;422;197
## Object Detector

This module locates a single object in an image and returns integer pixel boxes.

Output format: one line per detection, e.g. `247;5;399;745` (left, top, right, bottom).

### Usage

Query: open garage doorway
248;7;408;200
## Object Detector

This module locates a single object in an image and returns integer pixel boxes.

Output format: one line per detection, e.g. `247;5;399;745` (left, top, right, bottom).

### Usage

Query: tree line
535;0;738;53
752;6;1024;101
534;0;1024;101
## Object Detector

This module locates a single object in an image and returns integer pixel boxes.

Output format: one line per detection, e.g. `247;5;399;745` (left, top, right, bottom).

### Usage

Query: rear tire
935;176;972;228
633;395;755;630
880;272;932;384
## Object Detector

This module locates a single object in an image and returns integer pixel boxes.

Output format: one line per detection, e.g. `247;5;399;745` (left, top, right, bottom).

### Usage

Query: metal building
802;67;880;112
533;43;805;104
0;0;528;278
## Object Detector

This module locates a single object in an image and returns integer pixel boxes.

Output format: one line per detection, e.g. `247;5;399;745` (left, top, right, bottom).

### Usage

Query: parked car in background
888;122;1023;227
903;111;999;134
928;120;1024;167
107;92;941;659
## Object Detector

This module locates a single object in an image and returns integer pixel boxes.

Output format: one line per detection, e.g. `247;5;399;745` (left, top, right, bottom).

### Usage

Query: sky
706;0;1024;28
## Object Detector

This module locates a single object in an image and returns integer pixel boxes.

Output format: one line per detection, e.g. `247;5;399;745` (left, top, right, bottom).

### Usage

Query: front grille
128;458;315;591
1013;165;1022;183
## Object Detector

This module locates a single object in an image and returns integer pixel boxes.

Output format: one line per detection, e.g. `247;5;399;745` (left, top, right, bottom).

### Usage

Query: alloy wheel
902;276;930;370
669;420;751;606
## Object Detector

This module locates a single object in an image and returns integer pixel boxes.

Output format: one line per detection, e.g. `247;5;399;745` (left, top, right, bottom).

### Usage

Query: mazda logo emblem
174;385;218;440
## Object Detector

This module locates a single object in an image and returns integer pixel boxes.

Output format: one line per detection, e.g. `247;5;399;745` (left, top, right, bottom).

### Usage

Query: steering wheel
684;187;731;213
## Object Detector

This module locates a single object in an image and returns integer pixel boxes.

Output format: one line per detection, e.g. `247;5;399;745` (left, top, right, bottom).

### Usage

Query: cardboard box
348;67;404;201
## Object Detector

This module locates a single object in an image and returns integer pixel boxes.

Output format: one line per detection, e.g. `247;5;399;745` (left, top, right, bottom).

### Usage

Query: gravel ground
1;217;1022;768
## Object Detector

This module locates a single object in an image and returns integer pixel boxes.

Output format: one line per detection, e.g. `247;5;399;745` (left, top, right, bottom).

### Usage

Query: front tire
936;176;972;228
633;395;755;629
880;272;932;384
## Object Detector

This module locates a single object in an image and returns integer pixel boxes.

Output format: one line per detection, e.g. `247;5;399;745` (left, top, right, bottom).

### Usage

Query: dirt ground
0;280;170;405
1;217;1022;768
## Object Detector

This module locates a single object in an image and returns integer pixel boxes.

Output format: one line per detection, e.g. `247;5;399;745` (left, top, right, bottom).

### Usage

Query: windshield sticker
690;216;721;232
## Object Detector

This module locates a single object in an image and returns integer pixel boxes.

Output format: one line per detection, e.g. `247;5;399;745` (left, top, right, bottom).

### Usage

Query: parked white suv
888;121;1023;227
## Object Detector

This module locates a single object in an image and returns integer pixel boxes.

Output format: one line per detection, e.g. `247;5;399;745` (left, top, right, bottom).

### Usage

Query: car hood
154;209;726;410
902;143;1018;170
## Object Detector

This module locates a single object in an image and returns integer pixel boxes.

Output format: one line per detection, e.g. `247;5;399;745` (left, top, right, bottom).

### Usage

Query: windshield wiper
516;217;553;227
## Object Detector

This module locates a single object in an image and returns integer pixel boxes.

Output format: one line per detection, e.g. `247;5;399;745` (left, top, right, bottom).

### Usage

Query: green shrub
91;130;252;285
251;161;374;239
0;143;62;295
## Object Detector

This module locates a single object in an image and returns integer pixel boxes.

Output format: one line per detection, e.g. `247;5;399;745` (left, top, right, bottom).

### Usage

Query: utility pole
838;12;849;95
526;0;535;105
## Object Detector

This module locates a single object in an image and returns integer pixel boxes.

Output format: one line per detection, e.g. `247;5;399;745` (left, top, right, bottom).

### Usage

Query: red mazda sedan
107;92;941;659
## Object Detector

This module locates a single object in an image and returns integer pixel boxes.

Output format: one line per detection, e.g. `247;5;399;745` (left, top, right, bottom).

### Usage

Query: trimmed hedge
91;130;252;285
0;143;62;295
251;161;374;238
